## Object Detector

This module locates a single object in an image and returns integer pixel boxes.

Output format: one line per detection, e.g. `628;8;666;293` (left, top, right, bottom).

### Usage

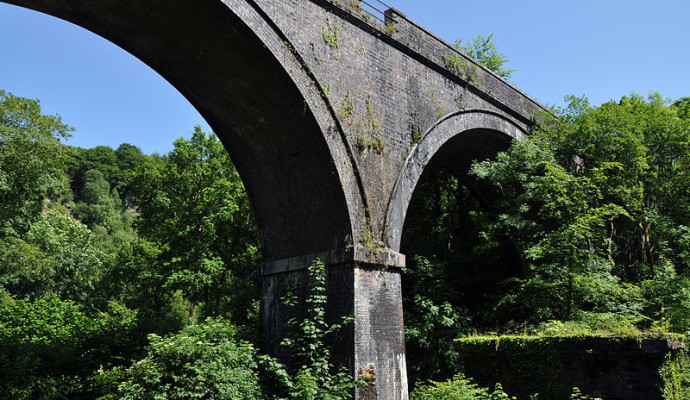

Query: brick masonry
255;0;545;246
353;265;408;400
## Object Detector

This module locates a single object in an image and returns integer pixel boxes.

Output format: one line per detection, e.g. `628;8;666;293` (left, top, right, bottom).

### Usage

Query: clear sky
1;0;689;154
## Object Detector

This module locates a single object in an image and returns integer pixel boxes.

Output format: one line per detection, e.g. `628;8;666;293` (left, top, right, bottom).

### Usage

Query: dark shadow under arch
385;110;528;252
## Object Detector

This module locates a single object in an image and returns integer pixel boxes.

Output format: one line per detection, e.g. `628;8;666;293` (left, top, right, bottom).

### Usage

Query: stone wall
455;335;685;399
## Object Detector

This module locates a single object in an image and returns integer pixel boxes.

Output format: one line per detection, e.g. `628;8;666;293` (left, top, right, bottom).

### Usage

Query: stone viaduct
3;0;546;398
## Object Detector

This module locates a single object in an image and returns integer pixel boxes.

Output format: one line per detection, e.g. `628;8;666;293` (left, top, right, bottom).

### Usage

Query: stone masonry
3;0;547;398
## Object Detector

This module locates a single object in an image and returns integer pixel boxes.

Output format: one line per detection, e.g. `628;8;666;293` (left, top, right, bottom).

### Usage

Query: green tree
468;93;690;330
673;97;690;121
454;34;514;78
0;236;58;300
67;145;119;195
0;209;104;303
103;238;187;334
131;126;259;321
74;169;126;233
114;143;146;202
0;90;73;237
20;210;104;303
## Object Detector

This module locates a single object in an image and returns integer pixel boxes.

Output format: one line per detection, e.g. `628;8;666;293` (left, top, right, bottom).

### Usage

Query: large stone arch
1;0;366;262
385;110;528;251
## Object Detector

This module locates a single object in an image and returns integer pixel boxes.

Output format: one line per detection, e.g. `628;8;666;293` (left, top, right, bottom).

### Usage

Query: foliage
530;316;640;337
102;238;188;334
114;142;147;196
322;17;340;50
0;90;72;237
0;210;104;302
0;90;268;398
114;319;263;400
411;375;532;400
0;296;137;400
661;348;690;400
0;236;58;300
130;126;260;322
400;165;503;384
66;142;148;204
454;34;514;78
404;292;471;379
404;268;472;386
74;169;132;237
673;97;690;121
410;373;491;399
0;90;269;398
570;387;603;400
400;92;690;392
466;93;690;331
5;84;690;398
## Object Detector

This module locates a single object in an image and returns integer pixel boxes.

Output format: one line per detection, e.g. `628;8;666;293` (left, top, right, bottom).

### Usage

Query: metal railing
359;0;391;24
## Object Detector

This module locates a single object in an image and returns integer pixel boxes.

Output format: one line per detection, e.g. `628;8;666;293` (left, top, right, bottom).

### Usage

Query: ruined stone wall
455;335;684;399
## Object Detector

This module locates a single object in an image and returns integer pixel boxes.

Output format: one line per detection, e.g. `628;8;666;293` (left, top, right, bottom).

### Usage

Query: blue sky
1;0;689;154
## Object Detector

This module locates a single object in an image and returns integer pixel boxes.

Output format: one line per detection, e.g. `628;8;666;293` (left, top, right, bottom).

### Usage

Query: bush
116;318;264;400
410;374;490;399
411;374;518;400
0;296;137;399
411;374;605;400
661;348;690;400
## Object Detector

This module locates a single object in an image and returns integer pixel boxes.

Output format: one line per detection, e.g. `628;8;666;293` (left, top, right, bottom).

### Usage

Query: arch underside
386;110;528;251
3;0;359;261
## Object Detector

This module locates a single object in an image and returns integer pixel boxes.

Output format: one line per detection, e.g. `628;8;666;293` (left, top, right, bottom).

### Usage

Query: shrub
661;349;690;400
116;319;264;400
411;374;518;400
0;296;137;399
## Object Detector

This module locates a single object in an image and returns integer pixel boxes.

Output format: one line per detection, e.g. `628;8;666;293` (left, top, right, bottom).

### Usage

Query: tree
73;169;124;232
114;143;146;202
0;236;58;300
102;238;187;334
468;93;690;330
19;210;103;303
673;97;690;120
130;126;259;321
454;34;514;79
0;90;73;237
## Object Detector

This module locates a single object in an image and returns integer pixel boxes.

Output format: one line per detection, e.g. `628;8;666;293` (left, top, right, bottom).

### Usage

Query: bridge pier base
261;247;408;400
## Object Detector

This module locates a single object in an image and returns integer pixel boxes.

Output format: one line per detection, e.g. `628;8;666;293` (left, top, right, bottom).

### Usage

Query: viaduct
3;0;546;398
